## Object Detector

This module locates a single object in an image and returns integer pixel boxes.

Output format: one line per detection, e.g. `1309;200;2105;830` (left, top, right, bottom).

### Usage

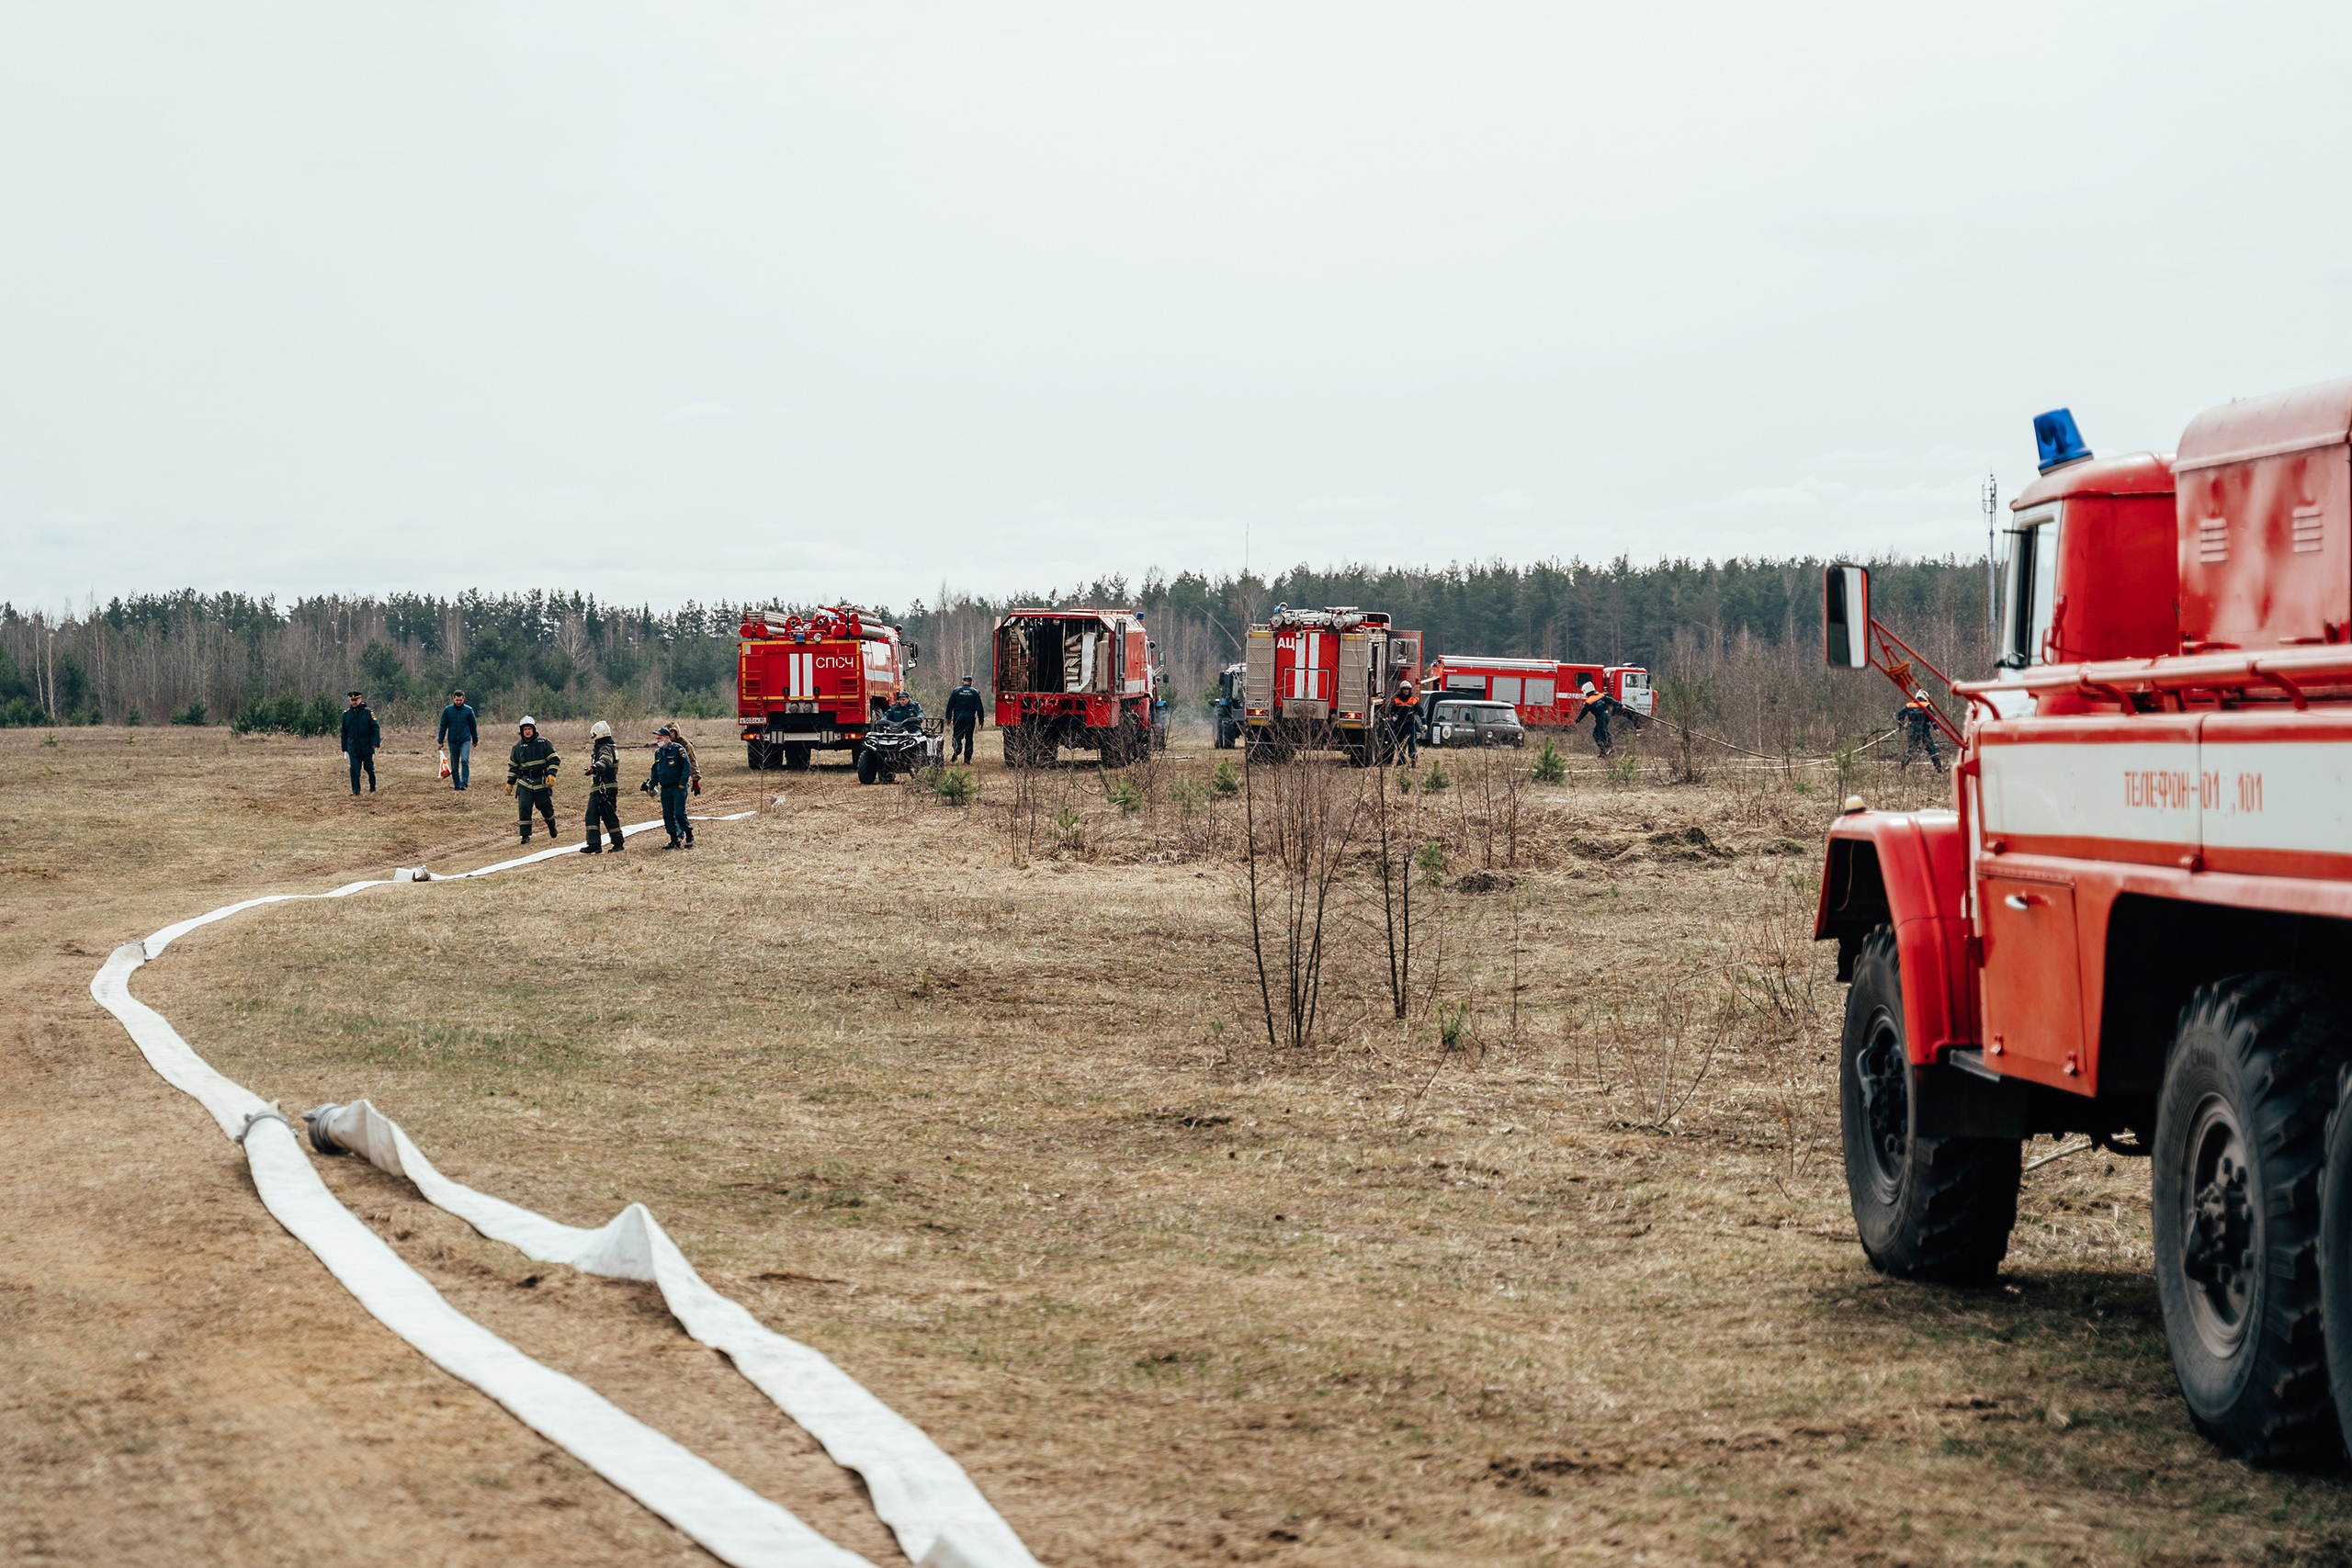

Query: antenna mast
1982;470;1999;641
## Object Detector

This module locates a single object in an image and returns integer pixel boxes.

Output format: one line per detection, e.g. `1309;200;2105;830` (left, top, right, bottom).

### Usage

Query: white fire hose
89;811;1040;1568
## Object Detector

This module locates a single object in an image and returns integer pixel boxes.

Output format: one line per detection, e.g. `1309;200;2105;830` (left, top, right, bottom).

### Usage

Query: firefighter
945;675;983;764
642;723;695;848
505;715;561;843
1898;688;1946;773
339;690;380;795
885;690;922;727
580;719;624;853
1390;674;1421;765
1574;682;1630;759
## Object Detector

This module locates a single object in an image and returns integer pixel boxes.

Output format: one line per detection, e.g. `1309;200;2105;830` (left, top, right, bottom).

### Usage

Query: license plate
786;701;817;714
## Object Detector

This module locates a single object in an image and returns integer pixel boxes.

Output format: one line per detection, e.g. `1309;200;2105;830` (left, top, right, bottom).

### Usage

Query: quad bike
855;717;941;784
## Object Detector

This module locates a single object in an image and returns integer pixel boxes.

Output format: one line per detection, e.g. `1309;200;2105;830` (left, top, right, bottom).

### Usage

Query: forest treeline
0;555;1993;753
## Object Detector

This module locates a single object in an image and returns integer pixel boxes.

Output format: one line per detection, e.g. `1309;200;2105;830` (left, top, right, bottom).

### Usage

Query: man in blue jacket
436;688;479;791
944;676;983;763
641;724;695;848
339;691;380;795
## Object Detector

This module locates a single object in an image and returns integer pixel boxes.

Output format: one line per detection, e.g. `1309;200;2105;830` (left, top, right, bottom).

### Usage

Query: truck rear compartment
998;616;1113;694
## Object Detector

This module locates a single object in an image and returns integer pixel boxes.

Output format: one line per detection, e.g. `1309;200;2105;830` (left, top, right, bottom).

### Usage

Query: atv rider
1897;688;1947;773
506;716;561;842
642;724;695;848
884;690;923;728
580;719;624;854
1574;682;1632;759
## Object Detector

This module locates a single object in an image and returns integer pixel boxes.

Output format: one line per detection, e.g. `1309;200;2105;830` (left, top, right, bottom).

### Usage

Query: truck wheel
783;743;811;771
746;741;768;770
1838;925;2019;1283
2156;976;2341;1464
855;746;879;785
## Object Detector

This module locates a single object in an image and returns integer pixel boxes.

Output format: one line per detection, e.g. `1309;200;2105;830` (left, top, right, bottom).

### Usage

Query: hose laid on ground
90;808;1039;1568
305;1099;1035;1568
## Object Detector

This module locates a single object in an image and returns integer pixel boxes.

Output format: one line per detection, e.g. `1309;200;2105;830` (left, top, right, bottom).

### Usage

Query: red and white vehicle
1422;655;1653;726
994;608;1163;767
1818;379;2352;1463
737;606;912;770
1242;607;1422;761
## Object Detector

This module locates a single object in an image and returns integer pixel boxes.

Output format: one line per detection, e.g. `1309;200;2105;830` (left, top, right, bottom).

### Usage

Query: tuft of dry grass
96;732;2352;1564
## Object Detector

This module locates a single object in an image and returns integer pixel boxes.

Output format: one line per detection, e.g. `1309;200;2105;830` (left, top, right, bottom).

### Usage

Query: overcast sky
6;1;2351;615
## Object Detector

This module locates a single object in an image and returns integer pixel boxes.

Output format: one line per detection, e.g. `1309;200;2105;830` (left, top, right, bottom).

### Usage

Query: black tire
783;742;811;771
855;746;879;785
2155;976;2343;1464
1838;925;2020;1283
746;740;768;770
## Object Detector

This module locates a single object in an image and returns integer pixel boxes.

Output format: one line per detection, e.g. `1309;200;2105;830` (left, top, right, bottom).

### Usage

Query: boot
580;835;602;854
608;830;625;852
684;829;695;849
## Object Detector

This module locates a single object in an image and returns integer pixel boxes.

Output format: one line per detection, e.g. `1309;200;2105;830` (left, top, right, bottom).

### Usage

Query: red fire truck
993;608;1162;767
736;606;913;770
1817;379;2352;1463
1242;607;1422;761
1422;655;1654;727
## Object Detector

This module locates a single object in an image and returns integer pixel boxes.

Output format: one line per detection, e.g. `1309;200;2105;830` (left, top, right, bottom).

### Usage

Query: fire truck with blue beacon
1818;382;2352;1463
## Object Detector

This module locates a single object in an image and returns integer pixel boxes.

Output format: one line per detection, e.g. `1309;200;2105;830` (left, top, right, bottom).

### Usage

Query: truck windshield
2002;509;2061;669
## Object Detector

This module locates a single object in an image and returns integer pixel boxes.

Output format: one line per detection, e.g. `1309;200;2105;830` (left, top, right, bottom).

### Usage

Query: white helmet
518;714;537;729
590;720;612;739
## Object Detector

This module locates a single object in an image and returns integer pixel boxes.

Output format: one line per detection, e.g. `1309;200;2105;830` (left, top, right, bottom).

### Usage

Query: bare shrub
1728;897;1836;1177
1239;754;1364;1050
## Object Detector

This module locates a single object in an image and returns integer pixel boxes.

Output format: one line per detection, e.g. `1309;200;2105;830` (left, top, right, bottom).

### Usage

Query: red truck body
993;608;1161;766
1817;378;2352;1464
1422;655;1653;726
1242;608;1422;761
736;606;908;769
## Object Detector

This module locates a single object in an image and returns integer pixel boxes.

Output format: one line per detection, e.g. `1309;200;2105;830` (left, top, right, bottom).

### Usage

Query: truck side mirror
902;639;921;666
1824;564;1871;669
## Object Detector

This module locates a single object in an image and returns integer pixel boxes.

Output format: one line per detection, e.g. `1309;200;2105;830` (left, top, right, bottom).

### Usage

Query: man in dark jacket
642;724;694;848
339;691;381;795
1574;682;1630;759
580;719;624;853
436;689;479;791
944;676;983;763
884;691;922;727
506;716;561;843
1390;675;1420;765
1897;688;1946;773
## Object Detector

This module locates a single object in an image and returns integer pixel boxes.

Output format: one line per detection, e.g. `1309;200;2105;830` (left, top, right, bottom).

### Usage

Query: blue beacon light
2032;408;2092;474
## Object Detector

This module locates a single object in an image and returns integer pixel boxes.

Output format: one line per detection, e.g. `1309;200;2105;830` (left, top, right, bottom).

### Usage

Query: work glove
690;778;701;796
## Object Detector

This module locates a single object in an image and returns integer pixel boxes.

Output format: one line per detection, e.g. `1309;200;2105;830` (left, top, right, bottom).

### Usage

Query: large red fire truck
1242;607;1422;761
1421;655;1653;727
993;608;1162;767
1817;379;2352;1463
736;606;912;770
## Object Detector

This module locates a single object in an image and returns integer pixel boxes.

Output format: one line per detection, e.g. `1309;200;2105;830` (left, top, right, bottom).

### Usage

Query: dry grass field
10;718;2352;1564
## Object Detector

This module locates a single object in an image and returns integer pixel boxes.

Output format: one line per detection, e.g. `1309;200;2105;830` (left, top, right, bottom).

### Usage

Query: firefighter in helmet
1897;687;1946;773
506;716;561;843
1575;681;1630;759
1390;672;1422;765
580;719;624;854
